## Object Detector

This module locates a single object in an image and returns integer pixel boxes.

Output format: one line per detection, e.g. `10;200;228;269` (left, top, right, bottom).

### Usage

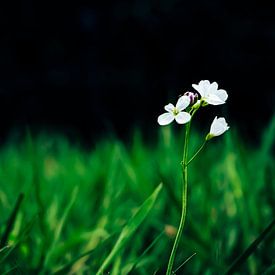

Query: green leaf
127;231;164;274
173;252;197;274
52;232;118;275
0;246;11;259
44;186;79;268
225;218;275;275
262;264;275;275
96;183;162;275
0;215;37;265
0;193;24;248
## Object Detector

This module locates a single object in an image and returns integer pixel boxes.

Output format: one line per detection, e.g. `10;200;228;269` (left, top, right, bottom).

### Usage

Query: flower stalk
157;80;229;274
186;140;207;166
166;118;191;275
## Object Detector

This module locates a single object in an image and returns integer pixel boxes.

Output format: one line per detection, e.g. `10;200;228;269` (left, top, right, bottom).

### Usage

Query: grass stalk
0;193;24;248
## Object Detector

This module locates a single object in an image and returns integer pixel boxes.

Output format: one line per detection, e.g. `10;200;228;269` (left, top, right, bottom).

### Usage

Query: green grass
0;117;274;274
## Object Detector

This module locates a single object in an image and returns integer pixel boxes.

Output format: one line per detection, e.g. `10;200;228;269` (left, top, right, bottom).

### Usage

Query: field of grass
0;117;274;274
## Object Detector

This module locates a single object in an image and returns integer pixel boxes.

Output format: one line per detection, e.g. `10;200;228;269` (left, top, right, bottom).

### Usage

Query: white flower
158;96;191;125
206;116;229;140
192;80;228;105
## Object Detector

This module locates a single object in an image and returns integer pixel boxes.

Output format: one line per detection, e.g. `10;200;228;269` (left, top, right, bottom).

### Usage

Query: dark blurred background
0;1;274;143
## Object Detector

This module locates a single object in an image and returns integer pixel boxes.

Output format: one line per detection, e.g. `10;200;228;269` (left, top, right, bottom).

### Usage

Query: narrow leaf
225;218;275;275
96;183;162;275
0;246;10;258
44;186;79;268
0;215;37;265
173;252;197;274
128;231;164;274
52;232;117;275
262;264;275;275
0;193;24;248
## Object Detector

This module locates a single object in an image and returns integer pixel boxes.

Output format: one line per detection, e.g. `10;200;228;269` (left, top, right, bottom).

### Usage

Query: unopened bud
184;91;198;106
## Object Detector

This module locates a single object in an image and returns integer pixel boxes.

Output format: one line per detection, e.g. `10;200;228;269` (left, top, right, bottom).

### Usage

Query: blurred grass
0;116;274;274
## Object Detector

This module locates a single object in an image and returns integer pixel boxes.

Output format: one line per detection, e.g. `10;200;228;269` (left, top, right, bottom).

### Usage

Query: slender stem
186;140;207;166
166;120;191;275
173;252;197;274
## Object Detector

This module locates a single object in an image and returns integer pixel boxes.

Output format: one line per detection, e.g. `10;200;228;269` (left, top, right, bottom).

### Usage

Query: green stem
186;140;207;166
166;120;191;275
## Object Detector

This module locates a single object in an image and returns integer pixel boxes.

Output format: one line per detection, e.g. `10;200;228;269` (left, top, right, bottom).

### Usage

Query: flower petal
209;116;229;136
205;94;226;105
192;80;210;97
214;89;228;102
176;95;190;111
202;80;211;91
175;112;191;124
209;81;218;92
164;103;175;113
192;84;204;97
157;113;174;125
201;80;210;86
210;116;219;133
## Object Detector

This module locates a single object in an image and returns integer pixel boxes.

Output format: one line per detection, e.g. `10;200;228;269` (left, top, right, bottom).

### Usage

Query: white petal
210;116;220;134
192;80;210;97
209;82;218;91
215;89;228;102
192;84;204;97
198;80;210;88
201;80;211;93
157;113;174;125
175;112;191;124
164;103;175;113
205;94;226;105
217;117;228;125
192;83;199;90
209;116;229;136
201;80;210;86
176;95;190;111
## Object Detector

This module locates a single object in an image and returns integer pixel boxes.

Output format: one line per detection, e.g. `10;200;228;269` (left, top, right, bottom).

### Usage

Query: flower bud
206;116;229;140
184;91;198;106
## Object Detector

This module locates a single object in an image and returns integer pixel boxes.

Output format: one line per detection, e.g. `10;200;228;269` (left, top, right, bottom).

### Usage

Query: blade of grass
225;218;275;275
262;264;275;275
0;246;11;260
128;231;164;274
112;255;122;275
52;232;118;275
173;252;197;274
43;186;79;269
96;183;162;275
2;263;20;275
0;193;24;248
0;215;37;265
26;130;48;269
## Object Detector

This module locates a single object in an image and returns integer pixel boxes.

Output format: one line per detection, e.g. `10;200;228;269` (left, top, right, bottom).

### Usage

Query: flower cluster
158;80;229;138
160;80;230;275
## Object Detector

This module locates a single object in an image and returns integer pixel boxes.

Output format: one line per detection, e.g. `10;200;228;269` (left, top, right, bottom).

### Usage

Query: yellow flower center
172;108;179;116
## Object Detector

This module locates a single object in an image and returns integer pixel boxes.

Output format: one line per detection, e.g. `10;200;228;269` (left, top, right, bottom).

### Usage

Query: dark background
0;1;274;143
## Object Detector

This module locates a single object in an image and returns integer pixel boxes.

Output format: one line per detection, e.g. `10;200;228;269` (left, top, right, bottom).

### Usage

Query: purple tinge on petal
184;91;199;105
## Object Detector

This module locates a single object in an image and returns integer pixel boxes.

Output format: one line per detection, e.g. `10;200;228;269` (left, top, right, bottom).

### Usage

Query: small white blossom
206;116;229;140
158;96;191;126
192;80;228;105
